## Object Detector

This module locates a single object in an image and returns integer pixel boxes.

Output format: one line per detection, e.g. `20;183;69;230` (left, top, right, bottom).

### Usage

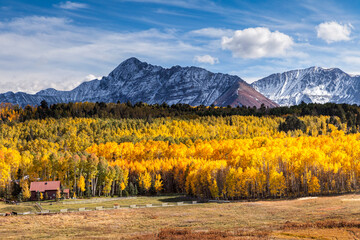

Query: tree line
1;101;360;132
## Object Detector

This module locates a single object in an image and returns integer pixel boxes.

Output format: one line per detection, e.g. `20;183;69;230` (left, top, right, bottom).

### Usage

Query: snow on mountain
251;66;360;106
0;57;278;108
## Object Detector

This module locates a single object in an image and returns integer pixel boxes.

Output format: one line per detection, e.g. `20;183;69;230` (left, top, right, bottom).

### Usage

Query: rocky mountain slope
251;67;360;106
0;57;278;108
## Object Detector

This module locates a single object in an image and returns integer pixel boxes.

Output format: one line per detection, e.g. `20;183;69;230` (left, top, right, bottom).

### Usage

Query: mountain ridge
251;66;360;106
0;57;278;108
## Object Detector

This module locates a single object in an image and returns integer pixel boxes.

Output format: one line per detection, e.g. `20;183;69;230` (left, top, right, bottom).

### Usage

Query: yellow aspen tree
0;158;10;189
103;177;113;196
139;171;152;192
185;171;196;196
154;174;163;193
123;169;129;187
235;167;246;198
120;182;126;191
56;188;61;201
209;179;219;199
224;167;236;199
78;175;86;194
269;170;286;197
22;181;31;201
308;176;320;195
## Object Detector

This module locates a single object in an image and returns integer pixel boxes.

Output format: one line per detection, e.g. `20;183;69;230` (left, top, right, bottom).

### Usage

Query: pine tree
128;182;135;196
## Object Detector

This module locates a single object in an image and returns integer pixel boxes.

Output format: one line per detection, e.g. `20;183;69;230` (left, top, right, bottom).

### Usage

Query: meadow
1;194;360;239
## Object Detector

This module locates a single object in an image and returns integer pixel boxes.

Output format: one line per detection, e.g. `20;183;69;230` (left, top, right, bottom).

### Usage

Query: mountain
251;66;360;106
0;57;278;108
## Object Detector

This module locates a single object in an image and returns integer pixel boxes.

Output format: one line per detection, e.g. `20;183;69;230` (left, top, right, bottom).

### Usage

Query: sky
1;0;360;93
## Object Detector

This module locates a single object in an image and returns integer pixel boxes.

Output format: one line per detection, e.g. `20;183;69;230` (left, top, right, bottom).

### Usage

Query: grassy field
1;194;360;239
0;202;36;213
0;195;192;213
40;195;194;211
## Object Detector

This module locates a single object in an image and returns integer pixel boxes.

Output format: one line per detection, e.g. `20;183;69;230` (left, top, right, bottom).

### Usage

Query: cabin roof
30;181;61;192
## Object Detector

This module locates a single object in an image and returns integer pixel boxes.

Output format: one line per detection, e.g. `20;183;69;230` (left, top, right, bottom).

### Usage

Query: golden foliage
0;115;359;199
22;181;31;200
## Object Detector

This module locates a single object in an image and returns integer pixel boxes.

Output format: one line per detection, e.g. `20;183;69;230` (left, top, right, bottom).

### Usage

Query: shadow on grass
157;195;197;203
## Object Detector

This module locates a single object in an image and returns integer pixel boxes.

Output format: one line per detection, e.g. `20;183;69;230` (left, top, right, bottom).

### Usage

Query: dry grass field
1;194;360;239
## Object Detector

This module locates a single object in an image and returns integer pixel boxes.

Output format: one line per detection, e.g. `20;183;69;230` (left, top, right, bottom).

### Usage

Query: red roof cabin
30;181;70;201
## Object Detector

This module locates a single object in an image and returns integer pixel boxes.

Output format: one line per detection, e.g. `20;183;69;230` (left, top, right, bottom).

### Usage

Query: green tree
279;115;306;133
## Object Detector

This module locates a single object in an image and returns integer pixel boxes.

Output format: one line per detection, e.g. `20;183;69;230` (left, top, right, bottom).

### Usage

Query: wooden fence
0;201;199;216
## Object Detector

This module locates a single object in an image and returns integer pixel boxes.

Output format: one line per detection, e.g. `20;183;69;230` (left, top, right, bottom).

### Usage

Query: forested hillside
1;102;360;200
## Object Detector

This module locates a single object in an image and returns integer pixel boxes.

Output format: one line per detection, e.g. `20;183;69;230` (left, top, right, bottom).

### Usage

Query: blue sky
1;0;360;93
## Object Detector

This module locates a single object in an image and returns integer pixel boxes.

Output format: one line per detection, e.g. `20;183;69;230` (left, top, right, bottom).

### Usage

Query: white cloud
190;28;234;38
1;16;71;33
194;55;219;65
0;16;203;93
221;27;294;59
242;77;259;84
316;21;352;43
56;1;88;10
120;0;222;13
85;74;102;81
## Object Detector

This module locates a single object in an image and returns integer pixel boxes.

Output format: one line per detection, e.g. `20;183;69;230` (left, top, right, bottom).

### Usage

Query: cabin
30;181;70;201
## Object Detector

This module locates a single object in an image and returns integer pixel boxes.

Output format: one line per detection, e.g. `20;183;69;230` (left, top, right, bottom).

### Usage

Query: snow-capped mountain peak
251;66;360;106
0;58;278;108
